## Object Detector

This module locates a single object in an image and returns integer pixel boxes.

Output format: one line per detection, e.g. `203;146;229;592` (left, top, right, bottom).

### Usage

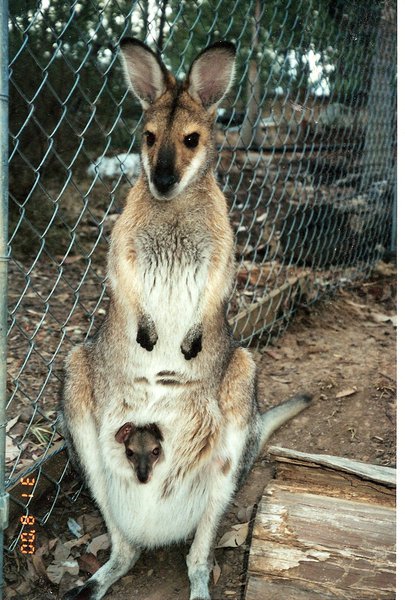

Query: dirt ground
5;263;396;600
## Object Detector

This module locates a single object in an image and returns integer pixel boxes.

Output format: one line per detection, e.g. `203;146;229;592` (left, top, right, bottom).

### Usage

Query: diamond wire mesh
4;0;396;558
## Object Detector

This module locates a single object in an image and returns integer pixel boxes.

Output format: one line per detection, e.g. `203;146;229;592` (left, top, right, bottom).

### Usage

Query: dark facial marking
167;83;184;124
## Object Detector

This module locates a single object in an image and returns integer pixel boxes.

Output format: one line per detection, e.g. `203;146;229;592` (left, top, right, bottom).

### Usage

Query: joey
115;422;163;483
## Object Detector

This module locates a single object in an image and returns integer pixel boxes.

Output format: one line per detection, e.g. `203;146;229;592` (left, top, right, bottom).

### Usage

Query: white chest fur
135;222;211;345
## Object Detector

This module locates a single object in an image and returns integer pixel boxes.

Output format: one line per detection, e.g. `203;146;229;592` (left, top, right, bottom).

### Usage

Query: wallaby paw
136;327;157;351
136;315;158;351
181;331;202;360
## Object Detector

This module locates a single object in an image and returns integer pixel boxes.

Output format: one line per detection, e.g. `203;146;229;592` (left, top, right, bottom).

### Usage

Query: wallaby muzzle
152;145;179;197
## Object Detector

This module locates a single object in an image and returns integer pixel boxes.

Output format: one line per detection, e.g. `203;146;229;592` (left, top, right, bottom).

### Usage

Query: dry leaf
5;436;20;464
46;559;79;584
336;387;358;399
58;255;83;265
77;553;100;575
237;505;254;522
26;558;40;582
64;533;91;551
49;538;59;551
54;541;71;563
87;533;110;556
369;311;396;327
237;262;273;287
81;513;104;534
212;561;221;585
32;554;48;579
264;349;282;360
6;416;19;432
216;523;249;548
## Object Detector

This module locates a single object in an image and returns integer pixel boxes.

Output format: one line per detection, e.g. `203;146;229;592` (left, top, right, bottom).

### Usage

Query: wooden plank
269;446;396;487
230;272;310;339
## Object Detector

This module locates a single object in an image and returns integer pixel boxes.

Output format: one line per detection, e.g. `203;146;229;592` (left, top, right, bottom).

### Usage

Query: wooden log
245;449;396;600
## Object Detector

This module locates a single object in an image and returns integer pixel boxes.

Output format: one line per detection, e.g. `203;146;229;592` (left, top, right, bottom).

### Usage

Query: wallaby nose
137;467;149;483
153;172;177;195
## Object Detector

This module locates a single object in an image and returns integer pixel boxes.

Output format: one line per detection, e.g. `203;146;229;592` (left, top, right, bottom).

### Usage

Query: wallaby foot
188;565;211;599
64;580;100;600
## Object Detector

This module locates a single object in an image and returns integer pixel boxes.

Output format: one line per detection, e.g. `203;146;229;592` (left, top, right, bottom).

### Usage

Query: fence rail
1;0;396;595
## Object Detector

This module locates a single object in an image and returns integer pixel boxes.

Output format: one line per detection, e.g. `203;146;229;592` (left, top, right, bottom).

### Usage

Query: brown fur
64;346;95;417
218;347;257;425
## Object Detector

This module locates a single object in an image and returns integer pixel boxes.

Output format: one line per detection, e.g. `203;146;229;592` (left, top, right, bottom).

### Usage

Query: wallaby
115;422;163;483
61;38;312;600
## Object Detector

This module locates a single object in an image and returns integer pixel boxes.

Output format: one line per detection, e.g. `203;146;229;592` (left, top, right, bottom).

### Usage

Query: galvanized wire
3;0;396;574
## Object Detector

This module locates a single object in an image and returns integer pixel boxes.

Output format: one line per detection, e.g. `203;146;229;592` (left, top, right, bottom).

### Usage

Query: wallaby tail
259;393;313;453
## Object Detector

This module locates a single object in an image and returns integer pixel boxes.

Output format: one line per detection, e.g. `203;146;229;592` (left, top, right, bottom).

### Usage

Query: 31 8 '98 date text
19;476;37;555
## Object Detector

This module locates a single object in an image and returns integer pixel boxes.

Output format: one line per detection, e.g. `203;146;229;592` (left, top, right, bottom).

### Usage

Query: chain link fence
1;0;396;593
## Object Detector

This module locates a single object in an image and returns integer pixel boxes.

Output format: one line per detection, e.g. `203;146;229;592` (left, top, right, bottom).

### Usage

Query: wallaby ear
120;38;169;109
115;422;134;444
187;41;236;112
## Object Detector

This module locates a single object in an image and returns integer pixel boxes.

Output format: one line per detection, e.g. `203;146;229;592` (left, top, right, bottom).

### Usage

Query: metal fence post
0;0;9;597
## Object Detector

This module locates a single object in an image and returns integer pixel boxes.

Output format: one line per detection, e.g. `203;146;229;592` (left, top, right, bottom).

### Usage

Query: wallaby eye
183;132;200;149
144;131;156;147
151;447;160;457
125;448;134;458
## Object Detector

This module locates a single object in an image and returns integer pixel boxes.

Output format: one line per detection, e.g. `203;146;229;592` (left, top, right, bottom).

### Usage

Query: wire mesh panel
3;0;396;576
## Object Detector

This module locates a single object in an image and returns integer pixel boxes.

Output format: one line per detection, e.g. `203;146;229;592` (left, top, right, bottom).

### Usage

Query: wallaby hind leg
62;347;142;600
184;347;257;600
186;473;234;600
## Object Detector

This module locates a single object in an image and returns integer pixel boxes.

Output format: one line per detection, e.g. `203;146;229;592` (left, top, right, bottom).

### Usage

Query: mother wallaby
61;39;311;600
